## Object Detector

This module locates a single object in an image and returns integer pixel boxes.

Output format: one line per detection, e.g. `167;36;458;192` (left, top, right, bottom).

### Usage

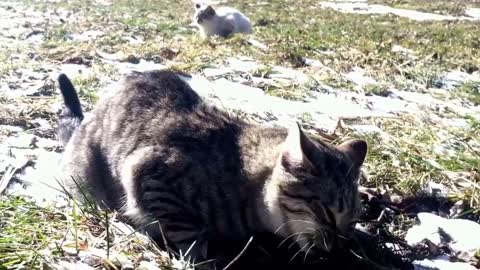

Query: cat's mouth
300;224;350;255
292;235;336;262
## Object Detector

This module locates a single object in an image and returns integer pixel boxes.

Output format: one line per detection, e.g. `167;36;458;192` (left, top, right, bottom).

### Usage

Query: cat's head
193;3;216;24
265;124;367;255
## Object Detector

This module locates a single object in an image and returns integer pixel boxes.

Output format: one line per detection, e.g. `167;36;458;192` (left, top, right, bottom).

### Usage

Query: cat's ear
205;5;216;16
336;139;367;167
281;123;314;169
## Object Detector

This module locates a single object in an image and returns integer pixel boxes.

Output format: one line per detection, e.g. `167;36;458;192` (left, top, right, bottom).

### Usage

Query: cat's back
109;70;201;114
216;7;252;33
215;6;242;16
63;70;206;166
59;70;236;206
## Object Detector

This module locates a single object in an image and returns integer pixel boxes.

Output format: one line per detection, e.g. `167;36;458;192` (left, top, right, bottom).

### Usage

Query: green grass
456;81;480;105
0;196;66;269
72;74;102;105
0;193;192;269
0;46;32;75
347;114;480;212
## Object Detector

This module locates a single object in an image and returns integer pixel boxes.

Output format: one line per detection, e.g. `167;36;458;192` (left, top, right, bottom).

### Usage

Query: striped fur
58;70;367;266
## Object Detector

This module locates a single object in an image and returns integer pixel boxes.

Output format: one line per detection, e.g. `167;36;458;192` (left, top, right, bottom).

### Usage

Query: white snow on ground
319;0;480;21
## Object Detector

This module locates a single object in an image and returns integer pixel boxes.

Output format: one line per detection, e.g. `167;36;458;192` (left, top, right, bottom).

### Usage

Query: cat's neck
239;125;287;182
236;125;288;234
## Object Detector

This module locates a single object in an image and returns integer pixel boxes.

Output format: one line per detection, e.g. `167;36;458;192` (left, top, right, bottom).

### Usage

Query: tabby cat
58;70;367;267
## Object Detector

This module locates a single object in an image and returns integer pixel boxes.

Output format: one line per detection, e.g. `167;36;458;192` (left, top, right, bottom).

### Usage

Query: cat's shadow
202;231;412;270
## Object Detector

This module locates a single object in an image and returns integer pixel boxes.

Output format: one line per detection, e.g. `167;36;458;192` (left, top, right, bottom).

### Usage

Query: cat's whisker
322;231;329;251
305;211;320;224
286;227;316;249
289;242;309;263
289;236;307;249
304;243;316;263
337;233;349;240
274;219;316;234
279;205;320;226
345;163;354;176
278;231;305;248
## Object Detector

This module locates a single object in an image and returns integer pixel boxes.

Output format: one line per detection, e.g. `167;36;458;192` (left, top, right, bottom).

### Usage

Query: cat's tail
57;73;84;146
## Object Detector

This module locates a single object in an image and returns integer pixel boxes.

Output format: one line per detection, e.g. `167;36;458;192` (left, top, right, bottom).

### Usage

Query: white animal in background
192;3;253;38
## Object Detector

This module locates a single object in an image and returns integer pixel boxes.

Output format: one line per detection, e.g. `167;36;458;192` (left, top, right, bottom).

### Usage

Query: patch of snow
362;94;417;114
110;252;134;269
465;8;480;19
320;2;480;21
349;124;384;135
124;35;144;45
112;59;166;75
247;38;268;50
214;57;313;86
271;66;311;84
137;261;160;270
180;74;393;132
203;67;233;78
406;212;480;258
389;88;480;117
213;77;265;97
0;125;24;133
53;261;95;270
96;0;113;5
413;258;477;270
302;57;324;68
422;182;449;198
345;67;377;89
68;30;104;42
57;63;93;79
6;149;65;206
391;45;416;58
227;57;262;73
434;70;480;90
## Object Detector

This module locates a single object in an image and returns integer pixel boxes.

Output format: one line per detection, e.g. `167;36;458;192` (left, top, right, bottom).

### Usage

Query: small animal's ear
205;5;216;16
281;123;315;169
195;3;201;9
336;139;367;166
